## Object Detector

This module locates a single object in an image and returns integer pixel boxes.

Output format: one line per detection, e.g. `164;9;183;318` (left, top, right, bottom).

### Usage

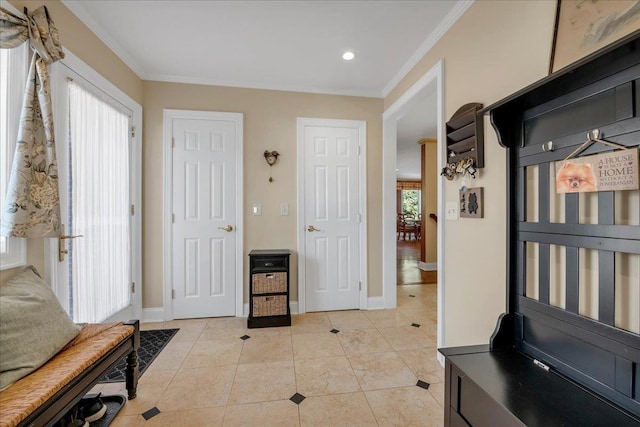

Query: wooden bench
0;320;139;427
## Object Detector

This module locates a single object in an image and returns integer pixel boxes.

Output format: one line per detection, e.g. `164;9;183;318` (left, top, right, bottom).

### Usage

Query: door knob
58;225;84;262
218;225;233;232
307;225;321;232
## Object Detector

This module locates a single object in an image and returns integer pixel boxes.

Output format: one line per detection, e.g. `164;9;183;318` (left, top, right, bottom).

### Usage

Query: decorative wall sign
555;149;639;193
459;187;483;218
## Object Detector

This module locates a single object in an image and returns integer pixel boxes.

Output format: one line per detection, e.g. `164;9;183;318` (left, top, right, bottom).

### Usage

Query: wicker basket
252;295;287;317
252;272;287;294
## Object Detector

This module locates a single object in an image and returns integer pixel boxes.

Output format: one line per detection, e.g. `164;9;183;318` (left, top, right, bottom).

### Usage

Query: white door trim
297;118;368;314
45;49;143;322
382;60;446;350
163;109;244;320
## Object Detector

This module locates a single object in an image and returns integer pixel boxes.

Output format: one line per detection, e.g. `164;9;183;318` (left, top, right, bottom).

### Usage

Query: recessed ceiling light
342;51;356;61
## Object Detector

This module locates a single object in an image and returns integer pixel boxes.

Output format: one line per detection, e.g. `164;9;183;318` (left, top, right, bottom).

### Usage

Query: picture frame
459;187;483;219
549;0;640;74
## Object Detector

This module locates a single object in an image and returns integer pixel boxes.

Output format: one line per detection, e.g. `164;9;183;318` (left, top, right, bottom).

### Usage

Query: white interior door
300;121;364;312
170;113;241;319
52;65;140;324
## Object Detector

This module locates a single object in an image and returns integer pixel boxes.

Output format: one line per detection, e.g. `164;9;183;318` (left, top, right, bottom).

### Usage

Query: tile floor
94;284;443;426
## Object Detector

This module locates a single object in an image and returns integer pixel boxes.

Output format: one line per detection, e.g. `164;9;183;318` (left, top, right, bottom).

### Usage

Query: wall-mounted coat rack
446;103;484;168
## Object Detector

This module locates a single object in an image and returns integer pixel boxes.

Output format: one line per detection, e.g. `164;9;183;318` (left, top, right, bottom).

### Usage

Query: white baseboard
290;301;299;314
437;350;445;367
366;296;385;310
242;301;299;318
142;307;165;323
418;261;437;271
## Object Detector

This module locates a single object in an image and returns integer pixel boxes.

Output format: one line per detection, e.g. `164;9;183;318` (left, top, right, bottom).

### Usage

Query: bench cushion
0;323;134;427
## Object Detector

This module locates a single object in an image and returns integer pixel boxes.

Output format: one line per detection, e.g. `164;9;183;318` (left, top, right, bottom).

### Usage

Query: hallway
396;240;437;286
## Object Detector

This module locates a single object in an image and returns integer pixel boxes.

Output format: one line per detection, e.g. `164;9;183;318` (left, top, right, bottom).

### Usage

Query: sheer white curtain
68;82;130;323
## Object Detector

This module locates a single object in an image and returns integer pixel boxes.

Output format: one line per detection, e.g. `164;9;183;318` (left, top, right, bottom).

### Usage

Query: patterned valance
396;180;422;191
0;6;64;237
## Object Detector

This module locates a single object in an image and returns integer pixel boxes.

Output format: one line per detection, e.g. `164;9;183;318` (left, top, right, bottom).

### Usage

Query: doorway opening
383;60;445;351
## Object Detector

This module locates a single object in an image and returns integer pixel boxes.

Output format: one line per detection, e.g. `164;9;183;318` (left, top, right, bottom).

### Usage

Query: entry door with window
168;112;242;319
299;120;365;312
54;69;137;324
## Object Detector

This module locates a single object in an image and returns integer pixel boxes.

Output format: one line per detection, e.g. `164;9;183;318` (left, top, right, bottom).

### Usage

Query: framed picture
549;0;640;73
459;187;483;219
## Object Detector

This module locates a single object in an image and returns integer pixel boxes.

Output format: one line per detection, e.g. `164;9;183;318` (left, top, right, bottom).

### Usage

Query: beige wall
422;142;437;264
385;0;557;346
142;82;383;308
1;0;143;284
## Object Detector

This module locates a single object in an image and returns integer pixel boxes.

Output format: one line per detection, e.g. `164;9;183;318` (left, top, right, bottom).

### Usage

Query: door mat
89;394;125;426
99;328;179;383
54;394;126;427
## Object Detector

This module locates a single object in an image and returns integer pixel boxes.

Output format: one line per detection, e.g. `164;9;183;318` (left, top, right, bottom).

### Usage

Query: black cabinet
248;250;291;328
441;346;639;427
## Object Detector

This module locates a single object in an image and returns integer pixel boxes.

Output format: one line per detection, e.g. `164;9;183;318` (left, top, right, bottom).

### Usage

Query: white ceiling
61;0;471;98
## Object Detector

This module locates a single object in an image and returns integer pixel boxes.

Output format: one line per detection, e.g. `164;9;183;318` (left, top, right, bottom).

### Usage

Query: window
0;43;28;270
401;190;421;218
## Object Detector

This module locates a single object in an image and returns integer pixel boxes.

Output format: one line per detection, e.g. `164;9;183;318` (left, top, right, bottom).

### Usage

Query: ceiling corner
381;0;475;98
61;0;148;80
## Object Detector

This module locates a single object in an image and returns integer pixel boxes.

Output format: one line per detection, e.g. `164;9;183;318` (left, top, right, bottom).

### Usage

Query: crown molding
62;0;382;98
61;0;146;79
381;0;474;98
61;0;469;99
143;73;382;98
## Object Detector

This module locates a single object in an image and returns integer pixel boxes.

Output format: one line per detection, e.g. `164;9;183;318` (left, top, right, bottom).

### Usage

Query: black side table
248;250;291;328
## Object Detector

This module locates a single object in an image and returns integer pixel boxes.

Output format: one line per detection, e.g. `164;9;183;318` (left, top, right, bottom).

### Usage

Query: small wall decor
554;130;639;193
264;150;280;182
549;0;640;73
459;187;483;218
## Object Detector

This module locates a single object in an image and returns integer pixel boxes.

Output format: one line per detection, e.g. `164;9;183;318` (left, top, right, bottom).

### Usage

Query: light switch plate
280;203;289;216
252;203;262;216
445;202;458;220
